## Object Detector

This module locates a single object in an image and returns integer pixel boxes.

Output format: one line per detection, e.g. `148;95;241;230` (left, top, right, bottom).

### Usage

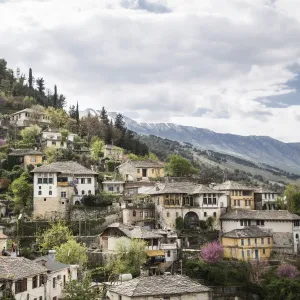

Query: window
38;178;42;184
108;186;114;192
152;169;154;174
240;220;243;226
61;191;66;198
167;212;170;217
31;156;36;162
245;200;248;206
82;190;85;195
203;194;207;205
38;191;42;195
238;200;240;206
88;190;91;195
145;211;148;217
81;178;85;184
39;297;43;300
87;178;92;184
53;277;56;288
53;297;57;300
32;276;38;289
39;186;41;190
48;178;53;184
43;178;48;184
49;191;52;196
204;212;207;217
140;211;143;217
44;198;46;201
255;238;257;244
63;275;66;287
294;220;300;227
213;212;216;218
52;141;56;145
175;199;180;205
261;238;264;244
248;238;251;246
118;296;122;300
247;250;250;258
157;198;159;205
234;200;237;206
15;278;27;294
165;199;170;205
213;196;217;205
176;212;179;217
256;220;265;226
241;239;244;246
150;211;154;217
263;249;266;254
268;238;270;244
167;250;171;257
242;250;244;258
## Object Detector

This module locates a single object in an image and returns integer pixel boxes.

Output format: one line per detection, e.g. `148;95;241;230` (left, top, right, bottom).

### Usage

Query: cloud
0;0;300;141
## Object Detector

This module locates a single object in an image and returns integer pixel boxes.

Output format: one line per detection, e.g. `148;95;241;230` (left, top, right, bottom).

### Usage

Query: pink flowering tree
276;264;297;279
0;139;6;146
200;241;224;264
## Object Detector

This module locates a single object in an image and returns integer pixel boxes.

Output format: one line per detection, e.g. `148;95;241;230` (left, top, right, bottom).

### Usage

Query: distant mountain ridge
79;108;300;173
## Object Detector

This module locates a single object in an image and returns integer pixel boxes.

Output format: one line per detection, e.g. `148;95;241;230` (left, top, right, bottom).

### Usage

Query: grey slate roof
107;274;211;297
147;182;223;195
254;186;279;194
105;223;163;239
126;160;164;168
222;226;272;238
214;180;254;191
31;161;97;175
220;209;300;220
9;149;43;156
34;256;69;272
0;257;48;280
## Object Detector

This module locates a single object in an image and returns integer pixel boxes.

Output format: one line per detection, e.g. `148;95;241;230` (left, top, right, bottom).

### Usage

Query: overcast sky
1;0;300;142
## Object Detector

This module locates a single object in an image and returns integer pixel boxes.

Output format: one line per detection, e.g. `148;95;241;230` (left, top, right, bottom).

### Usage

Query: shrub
276;264;297;279
200;241;224;264
176;216;184;230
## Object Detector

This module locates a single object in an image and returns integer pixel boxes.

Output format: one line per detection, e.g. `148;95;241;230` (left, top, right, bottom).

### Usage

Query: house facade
106;274;212;300
102;180;125;194
32;161;98;219
117;160;164;181
0;226;7;253
222;226;273;260
254;187;279;210
214;181;255;210
0;257;48;300
220;210;300;254
10;108;50;127
41;129;76;149
8;149;43;168
103;145;124;161
147;182;227;230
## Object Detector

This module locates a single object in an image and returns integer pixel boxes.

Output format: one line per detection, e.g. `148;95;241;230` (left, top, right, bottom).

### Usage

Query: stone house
222;226;273;261
10;108;50;127
146;182;227;230
214;181;255;210
122;202;155;227
117;160;165;181
41;128;76;149
31;161;98;219
106;274;212;300
103;144;124;161
0;256;48;300
102;180;125;194
254;187;279;210
0;226;7;253
8;149;43;168
220;209;300;254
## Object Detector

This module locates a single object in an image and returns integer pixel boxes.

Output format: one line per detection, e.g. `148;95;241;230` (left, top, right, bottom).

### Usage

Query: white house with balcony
31;161;98;219
220;209;300;254
41;128;77;149
254;187;279;210
10;108;50;127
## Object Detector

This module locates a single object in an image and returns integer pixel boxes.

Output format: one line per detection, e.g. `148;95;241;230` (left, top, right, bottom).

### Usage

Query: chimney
48;250;56;261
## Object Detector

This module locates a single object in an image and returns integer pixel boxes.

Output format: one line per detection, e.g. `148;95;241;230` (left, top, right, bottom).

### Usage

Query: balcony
160;243;177;250
57;182;70;187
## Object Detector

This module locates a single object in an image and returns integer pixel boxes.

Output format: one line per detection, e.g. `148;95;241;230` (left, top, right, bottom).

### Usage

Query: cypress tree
28;68;33;89
100;106;109;126
53;85;58;107
76;101;79;124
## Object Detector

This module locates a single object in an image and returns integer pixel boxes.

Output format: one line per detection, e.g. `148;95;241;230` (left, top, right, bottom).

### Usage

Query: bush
176;216;184;230
276;264;297;279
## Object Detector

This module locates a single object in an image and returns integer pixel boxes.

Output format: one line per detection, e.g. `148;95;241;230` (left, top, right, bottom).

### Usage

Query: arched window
38;191;42;196
213;212;216;218
167;250;171;257
296;234;299;240
204;212;207;217
88;190;91;195
82;190;85;195
49;191;52;196
133;210;136;217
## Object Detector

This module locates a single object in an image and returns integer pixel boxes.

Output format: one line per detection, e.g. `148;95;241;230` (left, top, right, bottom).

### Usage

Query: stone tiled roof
9;149;43;156
214;180;254;191
106;223;163;239
0;257;48;280
31;161;98;175
222;226;272;238
147;182;223;195
220;209;300;220
125;160;164;168
107;275;211;297
34;256;69;272
11;108;46;115
254;187;279;194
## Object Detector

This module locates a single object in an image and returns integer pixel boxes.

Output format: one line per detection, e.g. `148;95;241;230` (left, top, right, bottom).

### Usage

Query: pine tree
57;94;66;108
53;85;58;107
100;106;109;126
114;113;126;133
69;105;76;118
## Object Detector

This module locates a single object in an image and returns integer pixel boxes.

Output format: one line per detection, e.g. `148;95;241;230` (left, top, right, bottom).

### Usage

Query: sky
1;0;300;142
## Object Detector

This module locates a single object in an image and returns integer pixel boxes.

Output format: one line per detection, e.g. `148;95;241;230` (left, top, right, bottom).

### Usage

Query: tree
166;154;199;177
282;184;300;214
176;216;184;230
105;120;122;145
80;115;105;142
276;264;297;279
68;105;76;118
60;129;69;143
57;94;66;109
264;278;300;300
19;125;41;145
90;137;104;161
63;274;99;300
37;222;74;251
200;241;224;264
35;77;45;95
23;96;36;108
55;239;88;265
28;68;33;89
106;238;147;277
53;85;58;107
28;104;45;124
46;107;69;128
100;106;109;126
76;101;79;124
10;171;33;214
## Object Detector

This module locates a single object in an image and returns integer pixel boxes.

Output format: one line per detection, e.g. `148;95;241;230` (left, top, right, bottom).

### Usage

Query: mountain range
80;108;300;174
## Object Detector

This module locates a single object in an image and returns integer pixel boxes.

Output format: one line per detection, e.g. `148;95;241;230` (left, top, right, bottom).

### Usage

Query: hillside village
1;59;300;299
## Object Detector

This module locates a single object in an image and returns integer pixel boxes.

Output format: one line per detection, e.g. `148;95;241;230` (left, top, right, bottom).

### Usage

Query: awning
146;250;165;257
